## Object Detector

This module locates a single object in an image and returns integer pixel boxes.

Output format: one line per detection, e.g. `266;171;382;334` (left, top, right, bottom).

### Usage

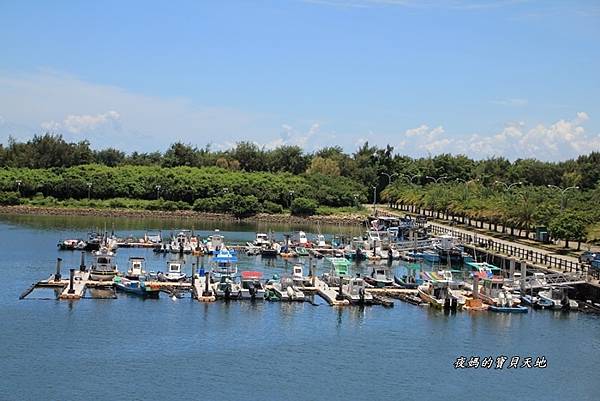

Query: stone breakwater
0;205;364;225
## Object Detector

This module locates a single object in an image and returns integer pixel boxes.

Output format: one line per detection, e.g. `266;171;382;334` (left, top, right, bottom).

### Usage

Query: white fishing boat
240;271;266;300
253;233;270;247
270;276;305;301
364;266;394;288
292;264;308;286
417;280;462;310
538;287;578;310
478;278;520;307
343;275;373;304
90;247;119;281
125;257;147;280
206;230;225;254
158;261;187;282
213;274;241;299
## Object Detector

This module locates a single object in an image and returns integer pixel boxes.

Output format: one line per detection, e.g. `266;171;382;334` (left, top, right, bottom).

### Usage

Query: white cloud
41;110;121;134
396;113;599;161
0;70;272;151
264;122;327;149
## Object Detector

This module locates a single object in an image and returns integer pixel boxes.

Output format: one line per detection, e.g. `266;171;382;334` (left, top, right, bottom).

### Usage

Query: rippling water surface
1;215;599;401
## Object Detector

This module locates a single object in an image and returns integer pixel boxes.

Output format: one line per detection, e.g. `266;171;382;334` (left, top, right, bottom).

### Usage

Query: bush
231;195;259;217
291;197;318;216
0;191;21;205
262;200;283;214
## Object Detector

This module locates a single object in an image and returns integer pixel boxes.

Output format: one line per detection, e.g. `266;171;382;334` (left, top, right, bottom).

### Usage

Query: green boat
295;246;310;257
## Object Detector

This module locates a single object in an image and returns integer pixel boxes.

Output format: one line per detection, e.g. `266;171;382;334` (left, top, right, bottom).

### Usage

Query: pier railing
429;223;588;275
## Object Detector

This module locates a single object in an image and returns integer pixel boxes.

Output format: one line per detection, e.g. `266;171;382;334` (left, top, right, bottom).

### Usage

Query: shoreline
0;205;365;225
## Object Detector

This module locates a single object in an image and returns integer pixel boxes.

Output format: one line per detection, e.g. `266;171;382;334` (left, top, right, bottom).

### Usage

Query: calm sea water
1;215;599;401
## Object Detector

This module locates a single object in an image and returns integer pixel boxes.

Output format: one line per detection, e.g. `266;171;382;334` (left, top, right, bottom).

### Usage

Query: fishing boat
206;230;225;254
315;234;329;248
478;278;521;309
291;264;311;288
488;304;528;313
158;261;187;282
114;276;160;298
417;280;461;310
89;247;118;281
296;231;310;247
343;275;374;305
269;276;305;301
240;271;266;300
260;243;280;257
434;234;463;264
211;247;238;279
57;238;87;251
295;246;310;257
253;233;270;247
125;257;147;280
213;274;241;299
322;257;351;287
521;294;553;309
364;266;394;288
538;287;579;311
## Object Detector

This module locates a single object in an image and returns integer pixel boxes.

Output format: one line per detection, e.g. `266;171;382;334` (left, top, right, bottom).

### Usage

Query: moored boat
125;257;147;280
364;266;394;288
90;247;118;281
158;261;187;282
240;271;266;300
114;276;160;298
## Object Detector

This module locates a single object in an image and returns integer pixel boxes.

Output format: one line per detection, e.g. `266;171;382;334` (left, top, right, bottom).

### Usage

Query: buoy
171;295;177;301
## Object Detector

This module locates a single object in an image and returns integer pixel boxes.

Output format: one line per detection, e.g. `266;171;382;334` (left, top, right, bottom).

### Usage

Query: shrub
0;191;21;205
291;197;318;216
262;200;283;214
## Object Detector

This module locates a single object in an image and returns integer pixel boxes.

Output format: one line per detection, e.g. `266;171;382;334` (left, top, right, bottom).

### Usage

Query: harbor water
1;215;599;401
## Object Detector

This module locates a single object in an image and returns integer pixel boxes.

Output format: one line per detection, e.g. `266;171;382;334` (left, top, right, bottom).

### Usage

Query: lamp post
495;181;522;192
87;182;92;200
380;172;398;186
547;185;579;212
155;185;161;200
288;190;295;208
353;194;359;208
15;180;22;196
372;186;377;214
425;175;447;184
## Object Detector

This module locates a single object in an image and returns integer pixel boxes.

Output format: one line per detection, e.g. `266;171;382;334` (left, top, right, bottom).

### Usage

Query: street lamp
380;172;398;185
288;190;295;208
87;182;92;200
15;180;22;196
353;194;359;208
426;175;447;184
494;180;522;192
547;185;579;211
155;185;161;200
372;185;377;213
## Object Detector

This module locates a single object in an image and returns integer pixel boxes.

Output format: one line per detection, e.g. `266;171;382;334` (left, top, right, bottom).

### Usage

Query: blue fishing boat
488;305;528;313
114;277;160;298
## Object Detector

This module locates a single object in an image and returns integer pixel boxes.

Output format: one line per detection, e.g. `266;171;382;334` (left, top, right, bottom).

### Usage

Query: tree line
1;134;600;196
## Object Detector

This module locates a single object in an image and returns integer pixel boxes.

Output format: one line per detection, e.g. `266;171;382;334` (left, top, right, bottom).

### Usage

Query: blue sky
0;0;599;160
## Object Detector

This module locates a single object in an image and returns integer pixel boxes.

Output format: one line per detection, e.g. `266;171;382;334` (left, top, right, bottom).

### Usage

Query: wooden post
204;271;211;296
68;268;75;294
520;260;526;293
473;275;479;299
509;258;515;279
54;258;62;282
79;252;86;271
191;263;196;287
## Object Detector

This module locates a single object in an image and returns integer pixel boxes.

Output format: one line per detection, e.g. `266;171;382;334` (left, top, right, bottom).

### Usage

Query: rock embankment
0;205;364;225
